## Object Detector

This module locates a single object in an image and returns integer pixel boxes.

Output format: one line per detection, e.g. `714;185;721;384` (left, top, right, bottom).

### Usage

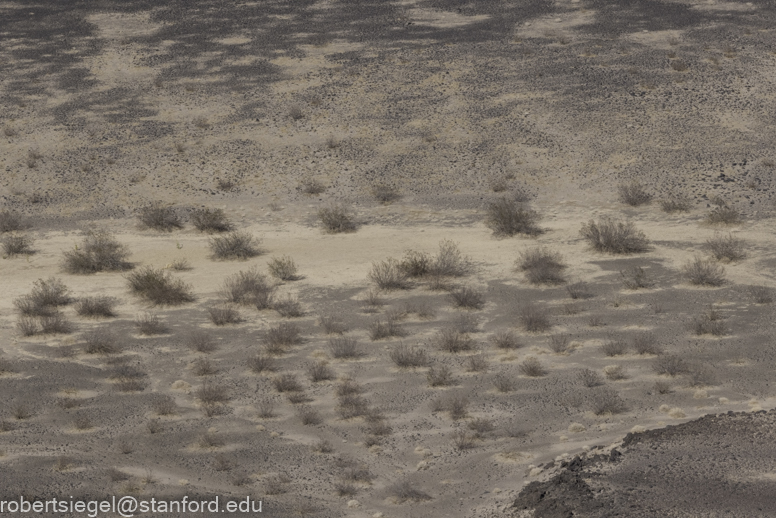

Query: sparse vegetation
273;296;303;318
192;358;218;376
519;304;551;332
318;204;356;233
191;208;232;233
449;286;485;309
372;183;401;203
369;317;407;340
451;429;477;450
485;197;541;236
601;336;628;356
389;343;428;367
207;304;241;325
516;247;566;285
706;205;741;225
633;332;662;355
265;322;302;350
566;281;591;299
3;234;34;256
126;267;195;305
620;265;652;289
187;330;217;353
151;395;177;416
705;233;746;262
298;405;322;425
659;193;692;213
14;277;71;316
62;230;133;274
267;255;299;281
307;361;335;382
492;372;515;392
300;178;326;195
654;354;689;376
209;231;262;260
749;285;774;304
0;210;23;233
328;337;361;359
319;315;348;335
247;354;276;374
75;296;119;318
221;268;275;308
653;381;672;394
435;328;475;353
548;334;572;354
387;480;432;502
591;387;627;415
83;328;120;354
518;357;547;377
138;204;183;231
368;258;409;290
604;364;628;381
466;354;488;372
134;313;168;335
490;330;522;350
578;368;604;387
431;240;472;277
453;313;479;333
691;307;726;336
399;250;432;278
580;218;650;254
683;255;725;286
618;181;652;206
427;365;454;387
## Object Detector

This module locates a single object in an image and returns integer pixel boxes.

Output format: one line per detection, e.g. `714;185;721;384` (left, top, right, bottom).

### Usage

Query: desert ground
2;0;776;516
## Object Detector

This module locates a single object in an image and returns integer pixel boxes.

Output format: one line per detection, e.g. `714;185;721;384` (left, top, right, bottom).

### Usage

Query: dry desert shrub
191;208;232;233
438;394;469;420
683;255;725;286
2;234;34;257
0;210;23;233
369;317;407;340
633;332;662;355
196;383;230;414
83;328;120;354
37;313;73;334
387;480;432;502
620;265;652;289
591;387;627;415
601;336;628;356
14;277;71;316
749;285;774;304
328;337;361;359
267;255;299;281
273;374;303;393
318;204;356;233
62;230;133;274
435;328;475;353
519;304;552;332
221;268;275;307
272;296;303;318
427;364;454;387
151;395;177;416
604;365;628;381
466;354;488;372
389;343;428;367
399;250;432;278
197;431;225;449
518;357;547;377
653;381;672;394
192;358;218;376
468;417;496;436
659;193;692;213
134;313;167;335
313;439;334;453
490;330;522;350
209;231;262;260
691;307;726;336
247;354;276;374
336;377;363;397
580;218;650;254
187;330;217;353
336;482;358;497
307;361;335;382
548;334;572;354
298;405;322;425
451;429;477;450
618;181;652;206
256;400;276;418
516;247;567;285
319;315;348;335
449;286;485;309
126;267;195;305
207;304;241;325
432;239;472;277
705;233;746;262
12;403;33;420
453;313;479;333
485;197;541;236
686;364;716;387
578;368;604;387
653;354;689;376
265;322;301;350
566;281;591;299
75;296;118;318
372;183;401;203
368;258;409;290
300;178;326;194
337;395;370;419
138;204;183;231
492;372;515;392
706;205;741;225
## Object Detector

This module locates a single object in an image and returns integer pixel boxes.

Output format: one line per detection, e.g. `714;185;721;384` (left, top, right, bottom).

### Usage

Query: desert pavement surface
2;0;776;516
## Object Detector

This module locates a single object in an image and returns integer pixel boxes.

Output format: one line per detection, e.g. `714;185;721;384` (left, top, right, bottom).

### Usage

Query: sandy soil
2;0;776;516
